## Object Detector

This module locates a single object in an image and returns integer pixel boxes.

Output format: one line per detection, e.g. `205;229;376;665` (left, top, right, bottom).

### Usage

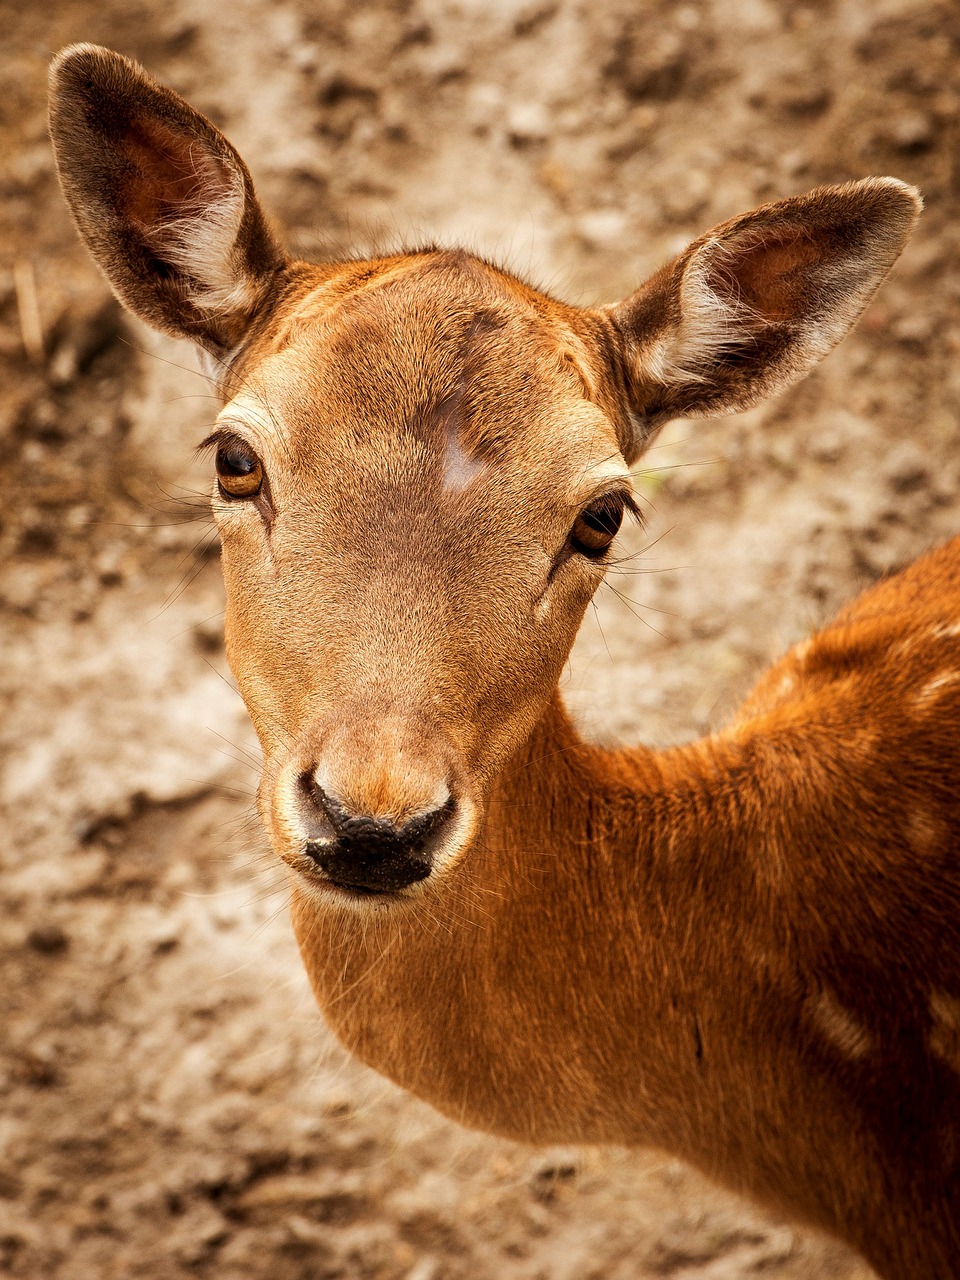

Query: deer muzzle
300;778;457;893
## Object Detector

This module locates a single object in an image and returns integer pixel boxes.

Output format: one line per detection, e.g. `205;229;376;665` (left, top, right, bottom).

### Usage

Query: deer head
49;45;920;907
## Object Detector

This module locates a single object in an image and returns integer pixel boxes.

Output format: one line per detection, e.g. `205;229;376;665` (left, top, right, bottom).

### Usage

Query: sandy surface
2;0;959;1275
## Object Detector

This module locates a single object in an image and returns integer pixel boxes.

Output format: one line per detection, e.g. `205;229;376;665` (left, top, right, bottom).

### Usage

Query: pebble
809;430;847;464
576;209;629;250
506;102;550;146
193;616;225;653
26;924;69;955
45;296;123;390
883;442;930;494
887;111;935;153
405;1259;440;1280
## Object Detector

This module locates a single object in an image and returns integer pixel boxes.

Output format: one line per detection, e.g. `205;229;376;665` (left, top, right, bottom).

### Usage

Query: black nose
301;780;456;893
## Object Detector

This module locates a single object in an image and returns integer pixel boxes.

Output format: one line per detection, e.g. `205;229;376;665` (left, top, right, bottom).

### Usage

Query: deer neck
293;694;788;1140
292;688;917;1247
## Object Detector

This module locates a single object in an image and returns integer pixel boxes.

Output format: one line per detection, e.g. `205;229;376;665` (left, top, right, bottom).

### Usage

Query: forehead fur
242;250;616;470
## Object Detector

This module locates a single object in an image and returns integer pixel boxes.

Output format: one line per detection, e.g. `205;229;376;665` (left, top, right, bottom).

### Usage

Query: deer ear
49;44;288;355
603;178;921;459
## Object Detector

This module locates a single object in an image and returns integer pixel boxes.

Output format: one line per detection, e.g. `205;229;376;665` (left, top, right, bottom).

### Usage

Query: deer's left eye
570;495;625;557
216;442;263;499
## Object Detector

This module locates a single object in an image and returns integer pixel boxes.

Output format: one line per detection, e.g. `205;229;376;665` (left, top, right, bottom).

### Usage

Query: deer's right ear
49;44;288;355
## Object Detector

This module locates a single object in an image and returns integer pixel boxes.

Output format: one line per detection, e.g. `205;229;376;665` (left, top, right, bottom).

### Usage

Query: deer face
213;256;635;897
49;44;920;905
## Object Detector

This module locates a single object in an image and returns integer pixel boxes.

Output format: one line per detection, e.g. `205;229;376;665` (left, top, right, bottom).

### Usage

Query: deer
49;43;960;1280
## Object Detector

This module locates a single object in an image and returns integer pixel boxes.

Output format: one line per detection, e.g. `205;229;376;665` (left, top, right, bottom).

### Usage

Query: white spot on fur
442;429;485;493
891;637;918;661
929;992;960;1071
809;990;873;1060
774;672;795;698
914;671;960;710
792;637;814;662
214;401;278;445
904;808;943;857
931;992;960;1028
930;622;960;641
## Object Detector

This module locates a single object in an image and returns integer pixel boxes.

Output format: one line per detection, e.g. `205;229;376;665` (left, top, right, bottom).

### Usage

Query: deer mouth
304;837;437;896
290;853;431;905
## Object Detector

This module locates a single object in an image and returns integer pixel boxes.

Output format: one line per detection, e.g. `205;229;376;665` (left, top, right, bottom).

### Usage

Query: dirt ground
2;0;959;1276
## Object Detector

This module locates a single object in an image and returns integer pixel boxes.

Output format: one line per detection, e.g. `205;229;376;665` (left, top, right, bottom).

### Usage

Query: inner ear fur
49;43;288;353
602;178;921;458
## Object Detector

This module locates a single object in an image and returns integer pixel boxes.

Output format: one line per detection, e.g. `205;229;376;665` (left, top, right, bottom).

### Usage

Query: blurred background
2;1;958;1276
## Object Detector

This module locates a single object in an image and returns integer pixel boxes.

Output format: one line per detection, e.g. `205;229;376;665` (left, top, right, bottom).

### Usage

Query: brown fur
49;45;957;1280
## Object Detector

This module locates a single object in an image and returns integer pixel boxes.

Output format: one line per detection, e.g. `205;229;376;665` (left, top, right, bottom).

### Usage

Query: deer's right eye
216;442;263;499
570;494;625;557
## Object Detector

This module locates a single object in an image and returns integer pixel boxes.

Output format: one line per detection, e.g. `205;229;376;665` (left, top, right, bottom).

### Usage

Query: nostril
297;772;339;843
299;772;454;843
393;793;457;848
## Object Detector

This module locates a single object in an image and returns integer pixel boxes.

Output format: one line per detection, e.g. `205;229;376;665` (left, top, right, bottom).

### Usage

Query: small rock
405;1259;440;1280
852;530;902;579
809;430;847;464
0;564;43;613
675;6;700;30
690;613;726;640
506;102;550;147
96;548;124;587
779;149;810;178
290;42;321;73
73;809;106;843
167;1201;232;1265
323;1087;355;1117
538;160;572;200
282;1214;332;1250
193;616;224;653
47;342;78;388
884;442;929;494
5;143;53;193
607;27;687;102
764;437;799;476
513;1;557;38
46;296;124;389
531;1158;578;1202
893;313;934;346
659;167;711;222
576;209;628;250
768;77;831;117
26;923;69;955
886;111;935;153
236;1173;368;1226
16;1044;59;1088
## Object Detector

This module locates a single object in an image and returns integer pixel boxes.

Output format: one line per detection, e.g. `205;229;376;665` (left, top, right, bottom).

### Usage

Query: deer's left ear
600;178;921;460
49;44;288;356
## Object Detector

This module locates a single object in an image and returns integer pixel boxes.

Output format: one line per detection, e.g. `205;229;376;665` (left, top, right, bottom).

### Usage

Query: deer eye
216;441;263;499
570;494;625;557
